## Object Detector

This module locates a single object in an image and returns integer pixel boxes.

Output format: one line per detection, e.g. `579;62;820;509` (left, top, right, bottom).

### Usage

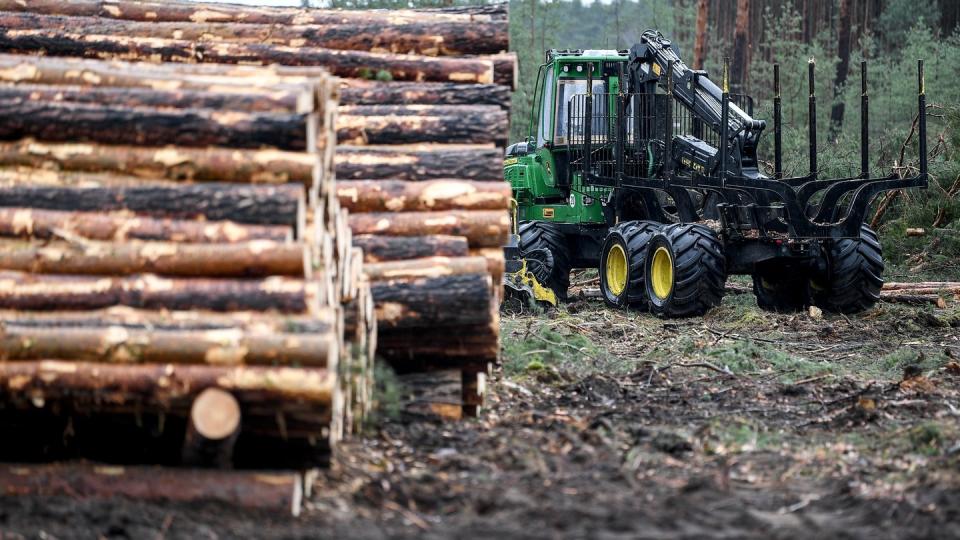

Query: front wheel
645;223;727;318
518;221;572;301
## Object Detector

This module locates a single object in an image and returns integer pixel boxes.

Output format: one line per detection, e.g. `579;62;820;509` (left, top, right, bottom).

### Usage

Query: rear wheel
646;223;727;318
811;224;884;314
518;221;572;301
599;221;661;308
752;265;811;313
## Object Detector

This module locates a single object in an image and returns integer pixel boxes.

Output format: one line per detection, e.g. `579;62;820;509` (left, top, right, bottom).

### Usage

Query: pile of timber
881;282;960;307
0;56;376;484
0;0;513;419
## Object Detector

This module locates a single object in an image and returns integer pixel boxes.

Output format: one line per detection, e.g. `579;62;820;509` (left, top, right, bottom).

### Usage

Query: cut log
0;208;292;243
0;308;337;343
181;388;241;468
883;282;960;290
336;105;507;145
0;99;314;151
338;179;511;213
396;369;463;422
0;82;314;114
0;54;322;95
0;184;305;228
0;307;337;334
0;0;507;25
0;238;306;278
352;234;469;262
340;81;510;108
0;30;495;84
0;140;319;185
363;256;489;282
0;463;304;516
335;145;502;181
488;52;518;89
0;324;337;366
0;271;321;313
470;247;507;284
348;210;509;248
378;323;499;363
0;12;508;56
370;273;493;329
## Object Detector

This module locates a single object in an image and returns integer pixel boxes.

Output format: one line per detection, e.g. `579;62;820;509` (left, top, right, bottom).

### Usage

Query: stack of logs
0;0;513;416
0;55;377;482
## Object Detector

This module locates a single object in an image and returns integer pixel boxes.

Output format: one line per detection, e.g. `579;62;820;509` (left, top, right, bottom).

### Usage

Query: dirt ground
2;277;959;539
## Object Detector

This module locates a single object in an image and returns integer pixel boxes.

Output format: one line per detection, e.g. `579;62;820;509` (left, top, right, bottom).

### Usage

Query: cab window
554;78;605;145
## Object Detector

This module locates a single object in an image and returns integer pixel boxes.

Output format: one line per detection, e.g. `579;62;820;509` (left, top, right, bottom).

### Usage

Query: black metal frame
568;59;928;240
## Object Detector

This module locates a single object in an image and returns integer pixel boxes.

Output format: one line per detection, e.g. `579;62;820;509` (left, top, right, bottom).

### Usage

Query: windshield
554;79;605;144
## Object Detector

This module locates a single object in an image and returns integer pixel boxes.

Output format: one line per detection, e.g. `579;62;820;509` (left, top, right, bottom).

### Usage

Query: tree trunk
348;210;509;248
0;463;305;516
337;180;511;213
0;208;292;243
731;0;751;92
0;83;314;114
0;30;496;84
181;388;241;468
489;52;518;89
340;81;510;109
830;0;852;141
0;184;305;227
370;273;493;329
0;140;319;186
0;271;320;313
336;105;508;145
0;12;507;57
0;0;506;26
693;0;709;70
0;325;336;366
0;238;307;278
378;323;499;362
0;99;314;151
335;145;502;181
362;256;489;282
352;234;469;262
395;369;463;422
470;247;507;285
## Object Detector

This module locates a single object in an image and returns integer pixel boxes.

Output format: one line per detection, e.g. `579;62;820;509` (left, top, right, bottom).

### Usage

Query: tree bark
0;99;314;151
489;52;518;89
181;388;241;468
0;83;314;114
337;180;511;213
0;463;305;516
0;184;305;227
830;0;852;140
378;323;499;362
395;369;463;422
362;256;489;282
0;29;496;84
340;81;510;109
0;12;507;57
335;145;502;181
0;271;320;313
0;140;319;186
0;208;292;243
370;273;493;329
348;210;509;248
731;0;751;92
352;234;469;263
0;324;336;366
336;105;508;145
0;239;307;278
0;0;506;26
693;0;709;70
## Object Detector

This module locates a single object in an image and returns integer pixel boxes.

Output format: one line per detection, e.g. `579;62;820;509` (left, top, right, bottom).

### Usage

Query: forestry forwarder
502;30;928;317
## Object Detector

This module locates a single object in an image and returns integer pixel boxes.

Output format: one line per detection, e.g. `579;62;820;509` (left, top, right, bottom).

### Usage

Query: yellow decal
652;63;661;76
503;157;518;166
543;208;555;218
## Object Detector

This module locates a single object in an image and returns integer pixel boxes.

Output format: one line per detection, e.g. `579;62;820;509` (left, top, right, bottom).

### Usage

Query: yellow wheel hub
650;246;674;300
605;243;628;296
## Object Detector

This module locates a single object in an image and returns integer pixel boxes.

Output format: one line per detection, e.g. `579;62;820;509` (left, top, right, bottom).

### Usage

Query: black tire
811;224;884;314
518;221;572;301
599;220;662;308
752;265;811;313
646;223;727;318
